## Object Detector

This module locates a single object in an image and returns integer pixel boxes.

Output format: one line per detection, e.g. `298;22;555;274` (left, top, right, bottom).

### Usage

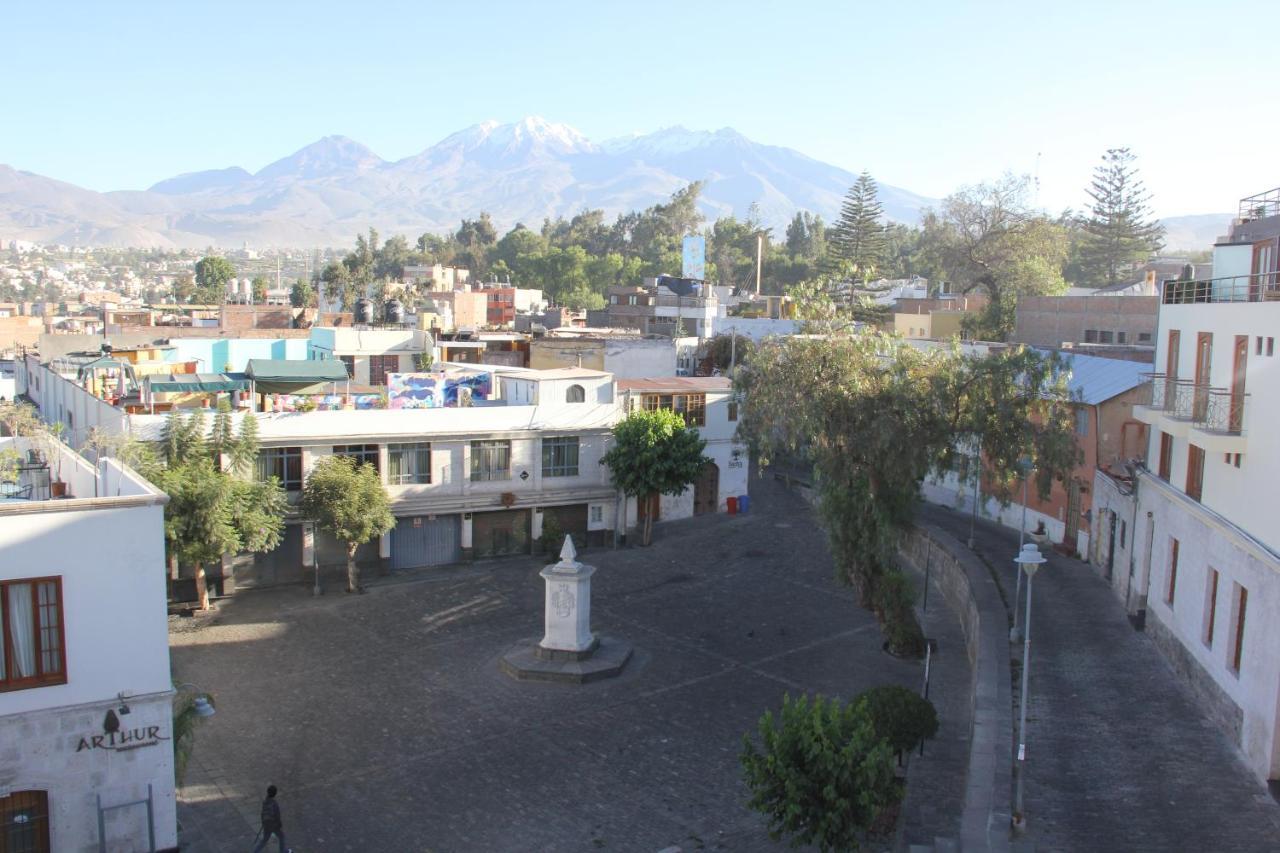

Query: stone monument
500;537;633;683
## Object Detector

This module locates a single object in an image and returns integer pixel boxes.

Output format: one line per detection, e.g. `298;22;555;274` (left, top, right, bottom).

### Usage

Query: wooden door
1193;332;1212;420
1166;330;1180;379
1231;335;1248;433
1186;445;1205;502
1158;432;1173;481
1252;238;1276;300
1063;480;1082;551
1;790;50;853
693;462;719;515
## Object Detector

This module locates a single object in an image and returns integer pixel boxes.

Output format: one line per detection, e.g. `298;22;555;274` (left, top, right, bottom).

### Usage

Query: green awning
245;359;350;383
146;373;250;394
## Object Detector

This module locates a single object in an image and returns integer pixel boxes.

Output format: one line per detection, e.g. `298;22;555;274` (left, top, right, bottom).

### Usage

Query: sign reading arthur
76;709;168;753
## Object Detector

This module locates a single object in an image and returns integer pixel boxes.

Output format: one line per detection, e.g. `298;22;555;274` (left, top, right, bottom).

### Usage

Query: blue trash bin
738;494;750;513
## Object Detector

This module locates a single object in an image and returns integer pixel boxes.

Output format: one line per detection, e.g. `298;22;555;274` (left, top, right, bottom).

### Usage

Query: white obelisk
539;536;596;654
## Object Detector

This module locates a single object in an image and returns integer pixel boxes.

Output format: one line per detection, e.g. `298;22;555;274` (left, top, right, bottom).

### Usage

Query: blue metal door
392;515;462;570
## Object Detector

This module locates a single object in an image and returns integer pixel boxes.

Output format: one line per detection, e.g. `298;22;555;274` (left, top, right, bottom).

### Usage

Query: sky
4;0;1275;217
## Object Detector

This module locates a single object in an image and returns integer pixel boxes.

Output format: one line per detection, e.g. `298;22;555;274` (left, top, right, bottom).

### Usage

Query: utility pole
755;234;763;297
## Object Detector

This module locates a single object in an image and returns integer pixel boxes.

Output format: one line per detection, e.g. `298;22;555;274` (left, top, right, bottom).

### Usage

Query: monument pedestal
500;538;633;684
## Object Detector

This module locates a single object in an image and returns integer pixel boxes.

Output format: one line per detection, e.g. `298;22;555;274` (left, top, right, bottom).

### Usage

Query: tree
300;455;394;593
251;276;269;303
856;685;939;761
919;174;1069;340
193;256;236;304
1077;148;1165;288
290;277;316;308
147;409;287;609
829;171;887;282
741;693;899;852
737;331;1079;656
703;333;754;374
601;409;709;546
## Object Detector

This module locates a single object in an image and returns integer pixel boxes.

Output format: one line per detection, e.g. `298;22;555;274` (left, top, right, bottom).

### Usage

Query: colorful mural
386;372;491;409
268;393;385;412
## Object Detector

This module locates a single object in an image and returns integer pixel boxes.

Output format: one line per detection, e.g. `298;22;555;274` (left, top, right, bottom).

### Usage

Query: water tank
385;298;405;325
354;298;374;325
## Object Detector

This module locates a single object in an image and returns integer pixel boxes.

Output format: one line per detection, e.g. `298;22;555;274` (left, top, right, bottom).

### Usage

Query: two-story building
306;327;433;385
1110;188;1280;784
1;435;176;851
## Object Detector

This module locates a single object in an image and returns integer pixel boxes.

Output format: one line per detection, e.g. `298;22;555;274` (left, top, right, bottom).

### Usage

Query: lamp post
1013;542;1046;831
967;434;983;549
174;683;216;718
1011;457;1033;643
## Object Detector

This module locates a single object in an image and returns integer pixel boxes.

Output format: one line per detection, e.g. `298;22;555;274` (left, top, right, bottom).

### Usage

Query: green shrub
857;685;939;756
874;570;926;658
741;693;900;851
539;510;565;560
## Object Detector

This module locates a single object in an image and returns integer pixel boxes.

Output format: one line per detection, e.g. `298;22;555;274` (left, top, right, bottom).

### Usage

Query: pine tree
1078;148;1165;288
828;171;886;281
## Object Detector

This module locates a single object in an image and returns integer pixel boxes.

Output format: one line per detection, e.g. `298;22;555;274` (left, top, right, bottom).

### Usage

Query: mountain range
0;116;1227;250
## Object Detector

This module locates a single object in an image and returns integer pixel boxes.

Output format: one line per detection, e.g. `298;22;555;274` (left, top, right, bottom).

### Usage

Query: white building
1111;190;1280;783
307;327;434;385
617;377;749;523
0;436;176;851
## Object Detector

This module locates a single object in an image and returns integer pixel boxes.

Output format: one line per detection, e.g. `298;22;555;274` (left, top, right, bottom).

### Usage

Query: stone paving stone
173;474;971;851
920;504;1280;853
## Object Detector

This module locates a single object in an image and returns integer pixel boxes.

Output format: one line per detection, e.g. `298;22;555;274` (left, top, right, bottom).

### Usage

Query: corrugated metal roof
1045;350;1151;405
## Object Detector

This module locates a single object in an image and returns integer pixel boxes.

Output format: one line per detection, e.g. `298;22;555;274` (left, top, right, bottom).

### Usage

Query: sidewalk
918;502;1280;851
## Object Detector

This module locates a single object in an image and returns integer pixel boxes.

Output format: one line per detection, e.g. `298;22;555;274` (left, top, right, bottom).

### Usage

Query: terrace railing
1163;271;1280;304
1195;389;1249;436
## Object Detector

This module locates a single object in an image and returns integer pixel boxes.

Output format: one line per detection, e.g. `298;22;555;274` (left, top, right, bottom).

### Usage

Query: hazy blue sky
4;0;1274;216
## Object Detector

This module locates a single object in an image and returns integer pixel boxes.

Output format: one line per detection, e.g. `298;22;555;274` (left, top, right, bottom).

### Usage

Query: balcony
1133;374;1248;452
1163;271;1280;304
1239;187;1280;221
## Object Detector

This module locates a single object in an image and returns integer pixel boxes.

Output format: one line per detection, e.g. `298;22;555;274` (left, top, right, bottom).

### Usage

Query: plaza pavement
920;503;1280;853
172;473;970;853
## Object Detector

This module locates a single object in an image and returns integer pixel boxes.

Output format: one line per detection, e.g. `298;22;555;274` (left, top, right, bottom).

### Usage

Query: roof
1047;350;1150;405
245;359;349;383
617;377;733;393
521;367;611;380
146;373;249;394
128;403;621;444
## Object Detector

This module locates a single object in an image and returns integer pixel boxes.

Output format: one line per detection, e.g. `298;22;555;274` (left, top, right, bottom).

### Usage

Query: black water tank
385;298;405;325
354;298;374;324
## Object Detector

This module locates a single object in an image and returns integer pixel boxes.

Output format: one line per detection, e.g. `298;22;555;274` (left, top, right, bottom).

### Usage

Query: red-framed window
1;577;66;692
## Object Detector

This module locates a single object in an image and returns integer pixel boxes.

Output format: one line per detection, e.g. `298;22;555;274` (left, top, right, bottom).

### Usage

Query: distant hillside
1;117;937;248
1159;213;1232;252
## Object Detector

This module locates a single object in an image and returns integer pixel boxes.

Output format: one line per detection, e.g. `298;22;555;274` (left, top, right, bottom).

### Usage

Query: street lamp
1013;542;1046;830
175;683;216;717
1011;457;1034;643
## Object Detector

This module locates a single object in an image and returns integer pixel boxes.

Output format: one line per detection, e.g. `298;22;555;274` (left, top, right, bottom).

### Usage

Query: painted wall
167;337;305;373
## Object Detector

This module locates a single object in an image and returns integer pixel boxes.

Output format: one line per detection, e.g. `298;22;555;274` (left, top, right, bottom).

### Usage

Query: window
1138;333;1152;344
1;577;65;691
590;505;603;524
1120;520;1126;548
1158;432;1173;481
565;384;585;403
1165;538;1179;606
1099;331;1114;344
1084;329;1099;343
1203;568;1219;647
1117;331;1128;344
1075;408;1089;436
257;447;303;491
387;443;431;485
1257;336;1264;356
335;444;380;472
1229;583;1248;674
727;400;739;422
1234;453;1242;468
1268;338;1275;357
542;436;580;478
470;440;511;481
641;393;706;427
627;295;638;306
339;355;355;378
1186;444;1205;502
369;354;399;386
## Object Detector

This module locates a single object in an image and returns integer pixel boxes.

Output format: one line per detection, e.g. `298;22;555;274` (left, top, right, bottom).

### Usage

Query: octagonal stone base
500;635;633;684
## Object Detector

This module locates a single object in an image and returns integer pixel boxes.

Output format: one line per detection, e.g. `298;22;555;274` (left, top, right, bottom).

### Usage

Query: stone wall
1146;613;1245;748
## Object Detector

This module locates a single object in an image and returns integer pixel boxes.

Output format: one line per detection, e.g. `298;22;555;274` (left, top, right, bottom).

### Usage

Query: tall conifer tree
1078;148;1164;288
828;171;886;281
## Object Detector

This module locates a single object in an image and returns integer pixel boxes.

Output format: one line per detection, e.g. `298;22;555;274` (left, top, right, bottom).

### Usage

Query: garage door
541;503;587;553
473;509;531;558
316;530;379;567
392;514;462;570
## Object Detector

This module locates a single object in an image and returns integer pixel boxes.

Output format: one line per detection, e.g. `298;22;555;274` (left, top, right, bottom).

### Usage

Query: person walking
252;785;291;853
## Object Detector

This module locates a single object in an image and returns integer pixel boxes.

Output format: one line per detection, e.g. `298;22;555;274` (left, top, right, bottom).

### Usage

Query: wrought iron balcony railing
1195;389;1249;436
1163;271;1280;304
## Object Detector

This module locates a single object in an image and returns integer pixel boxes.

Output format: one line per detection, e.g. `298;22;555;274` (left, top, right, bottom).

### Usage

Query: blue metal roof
1041;350;1151;405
